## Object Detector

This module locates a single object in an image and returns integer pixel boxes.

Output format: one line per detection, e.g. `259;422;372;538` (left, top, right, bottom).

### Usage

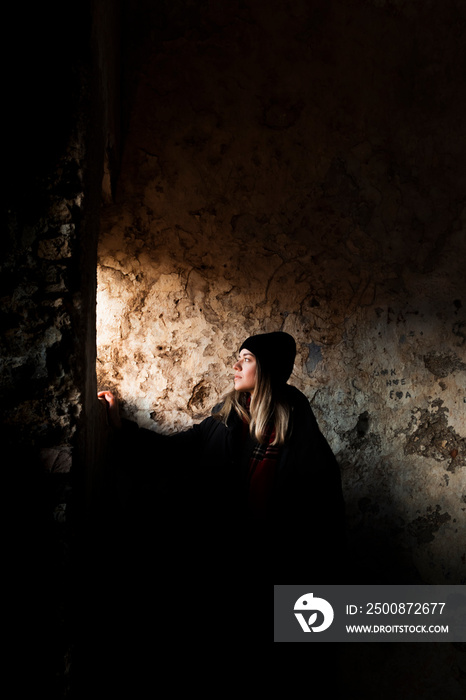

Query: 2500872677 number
365;602;446;615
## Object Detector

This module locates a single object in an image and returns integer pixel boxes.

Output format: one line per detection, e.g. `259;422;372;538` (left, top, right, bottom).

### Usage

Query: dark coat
110;384;345;583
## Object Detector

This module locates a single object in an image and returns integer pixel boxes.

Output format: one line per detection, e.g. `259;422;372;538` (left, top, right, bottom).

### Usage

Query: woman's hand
98;390;122;429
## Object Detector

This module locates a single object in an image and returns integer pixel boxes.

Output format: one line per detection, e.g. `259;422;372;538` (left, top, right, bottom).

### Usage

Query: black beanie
239;331;296;385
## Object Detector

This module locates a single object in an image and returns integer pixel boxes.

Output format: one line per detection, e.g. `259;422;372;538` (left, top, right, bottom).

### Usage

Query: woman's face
233;349;257;393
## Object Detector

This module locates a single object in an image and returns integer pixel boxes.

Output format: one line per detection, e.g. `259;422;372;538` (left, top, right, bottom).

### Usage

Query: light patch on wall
306;341;323;374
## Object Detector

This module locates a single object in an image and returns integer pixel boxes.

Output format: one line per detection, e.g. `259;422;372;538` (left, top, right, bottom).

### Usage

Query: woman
98;331;345;583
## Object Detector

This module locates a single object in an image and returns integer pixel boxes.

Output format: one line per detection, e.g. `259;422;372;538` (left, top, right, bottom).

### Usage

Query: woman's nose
233;359;241;370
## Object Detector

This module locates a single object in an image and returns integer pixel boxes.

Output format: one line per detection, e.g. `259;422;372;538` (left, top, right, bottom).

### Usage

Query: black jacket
111;384;345;582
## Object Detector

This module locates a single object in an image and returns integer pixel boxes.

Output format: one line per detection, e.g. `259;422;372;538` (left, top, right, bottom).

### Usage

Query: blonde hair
215;360;293;446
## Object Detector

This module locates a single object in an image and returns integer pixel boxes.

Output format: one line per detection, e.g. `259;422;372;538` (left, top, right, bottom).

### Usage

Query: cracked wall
97;0;466;584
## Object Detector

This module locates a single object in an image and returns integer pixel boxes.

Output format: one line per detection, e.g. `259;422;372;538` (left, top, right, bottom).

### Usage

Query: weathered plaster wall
97;0;466;584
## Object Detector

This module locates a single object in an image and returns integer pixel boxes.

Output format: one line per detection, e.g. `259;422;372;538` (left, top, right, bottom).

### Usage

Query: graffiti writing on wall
373;368;412;400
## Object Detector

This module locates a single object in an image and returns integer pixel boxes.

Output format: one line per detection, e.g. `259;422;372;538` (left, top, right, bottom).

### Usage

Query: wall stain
404;400;465;472
407;505;452;545
305;341;323;374
424;351;466;378
187;379;214;417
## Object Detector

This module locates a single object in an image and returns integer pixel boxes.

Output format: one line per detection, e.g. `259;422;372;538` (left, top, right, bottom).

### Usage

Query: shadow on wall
343;513;425;585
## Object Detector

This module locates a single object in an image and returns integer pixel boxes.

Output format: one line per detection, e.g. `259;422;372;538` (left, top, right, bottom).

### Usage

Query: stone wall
3;0;121;507
3;1;120;693
97;0;466;585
